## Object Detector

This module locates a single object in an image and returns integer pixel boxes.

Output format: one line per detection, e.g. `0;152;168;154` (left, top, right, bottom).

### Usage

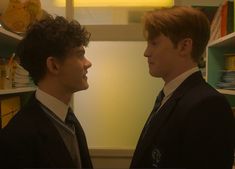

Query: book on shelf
0;95;20;129
210;0;234;42
0;55;14;89
221;0;228;36
227;0;234;34
225;53;235;70
216;53;235;89
0;54;35;89
12;57;35;88
209;0;225;42
193;6;218;69
221;0;234;36
13;62;29;76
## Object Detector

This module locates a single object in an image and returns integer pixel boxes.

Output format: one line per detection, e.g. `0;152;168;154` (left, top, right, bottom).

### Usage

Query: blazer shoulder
175;81;232;119
0;96;48;139
184;81;227;103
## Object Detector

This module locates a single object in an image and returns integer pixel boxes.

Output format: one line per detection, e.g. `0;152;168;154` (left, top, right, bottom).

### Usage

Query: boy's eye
76;51;85;57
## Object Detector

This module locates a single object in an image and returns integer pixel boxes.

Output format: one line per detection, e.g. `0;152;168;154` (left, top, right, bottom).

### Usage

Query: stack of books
217;53;235;89
217;70;235;89
12;61;34;88
209;0;234;42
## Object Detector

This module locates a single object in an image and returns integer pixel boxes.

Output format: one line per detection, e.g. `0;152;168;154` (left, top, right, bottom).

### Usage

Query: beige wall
72;2;223;167
73;41;164;149
73;0;223;150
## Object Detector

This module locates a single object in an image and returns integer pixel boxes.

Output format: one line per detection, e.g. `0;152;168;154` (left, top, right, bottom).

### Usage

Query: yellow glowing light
54;0;174;7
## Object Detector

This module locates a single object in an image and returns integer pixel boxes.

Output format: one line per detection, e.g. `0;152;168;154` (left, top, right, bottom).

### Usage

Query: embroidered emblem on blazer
152;148;161;167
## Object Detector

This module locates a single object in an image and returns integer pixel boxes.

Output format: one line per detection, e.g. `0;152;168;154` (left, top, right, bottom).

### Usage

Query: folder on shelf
221;0;234;36
221;1;228;37
225;53;235;70
210;0;234;42
0;96;20;129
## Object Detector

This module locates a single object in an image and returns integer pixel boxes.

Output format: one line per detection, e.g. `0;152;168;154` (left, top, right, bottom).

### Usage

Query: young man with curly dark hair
130;6;235;169
0;16;93;168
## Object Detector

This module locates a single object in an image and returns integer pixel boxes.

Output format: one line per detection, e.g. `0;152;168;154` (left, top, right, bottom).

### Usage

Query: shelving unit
0;26;22;41
0;26;35;103
216;89;235;95
206;32;235;106
0;87;36;95
208;32;235;48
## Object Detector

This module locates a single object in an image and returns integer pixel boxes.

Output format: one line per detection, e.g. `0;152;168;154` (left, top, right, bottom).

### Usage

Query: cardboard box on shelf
0;96;20;128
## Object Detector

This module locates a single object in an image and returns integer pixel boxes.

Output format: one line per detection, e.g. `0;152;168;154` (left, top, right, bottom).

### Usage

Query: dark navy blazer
0;94;93;168
131;71;235;169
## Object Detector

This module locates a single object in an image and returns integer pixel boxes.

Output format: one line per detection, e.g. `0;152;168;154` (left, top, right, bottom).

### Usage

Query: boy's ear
46;56;60;74
177;38;193;56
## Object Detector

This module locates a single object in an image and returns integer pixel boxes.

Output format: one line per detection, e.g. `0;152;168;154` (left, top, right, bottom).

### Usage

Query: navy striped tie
152;90;165;113
141;90;165;139
65;108;76;130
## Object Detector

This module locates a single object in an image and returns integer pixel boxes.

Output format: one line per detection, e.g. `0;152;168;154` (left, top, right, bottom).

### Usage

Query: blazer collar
171;71;204;99
27;95;76;168
148;71;204;140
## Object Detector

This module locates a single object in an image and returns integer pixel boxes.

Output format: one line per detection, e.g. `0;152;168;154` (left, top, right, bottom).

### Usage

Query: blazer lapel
73;116;93;168
132;95;180;165
28;96;76;168
131;71;205;166
147;71;204;140
37;122;75;167
141;72;204;148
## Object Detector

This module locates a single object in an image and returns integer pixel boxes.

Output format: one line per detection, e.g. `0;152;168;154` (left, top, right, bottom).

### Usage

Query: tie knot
65;108;76;128
154;90;165;110
157;90;165;102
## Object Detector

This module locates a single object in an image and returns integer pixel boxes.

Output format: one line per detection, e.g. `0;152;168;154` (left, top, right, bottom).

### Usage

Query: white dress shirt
35;88;82;168
161;67;200;107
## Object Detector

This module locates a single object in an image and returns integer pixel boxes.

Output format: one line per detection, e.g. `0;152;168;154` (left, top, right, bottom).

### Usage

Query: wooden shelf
208;32;235;48
0;26;22;40
0;26;22;47
207;32;235;106
0;87;36;95
216;89;235;95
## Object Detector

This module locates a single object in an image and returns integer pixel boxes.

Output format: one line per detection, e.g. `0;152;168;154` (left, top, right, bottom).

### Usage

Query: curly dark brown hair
16;15;91;85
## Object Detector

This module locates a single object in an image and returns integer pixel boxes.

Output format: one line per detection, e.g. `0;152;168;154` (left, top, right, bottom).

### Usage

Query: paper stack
12;62;34;88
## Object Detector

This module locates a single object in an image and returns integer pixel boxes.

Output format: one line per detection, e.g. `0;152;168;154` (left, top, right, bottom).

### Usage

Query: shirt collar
35;88;69;122
163;67;199;97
